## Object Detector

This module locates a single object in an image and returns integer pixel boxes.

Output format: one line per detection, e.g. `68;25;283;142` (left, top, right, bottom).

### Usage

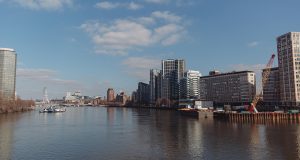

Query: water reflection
131;109;204;159
130;108;300;160
107;107;115;125
0;113;21;160
264;123;299;159
2;108;300;160
297;126;300;159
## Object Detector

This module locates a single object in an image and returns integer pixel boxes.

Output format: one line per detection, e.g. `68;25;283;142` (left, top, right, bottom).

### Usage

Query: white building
64;91;82;102
180;70;201;99
194;100;214;109
277;32;300;107
200;71;256;105
0;48;17;99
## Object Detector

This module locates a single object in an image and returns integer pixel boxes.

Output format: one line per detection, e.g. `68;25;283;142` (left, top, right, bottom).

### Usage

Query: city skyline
1;0;300;99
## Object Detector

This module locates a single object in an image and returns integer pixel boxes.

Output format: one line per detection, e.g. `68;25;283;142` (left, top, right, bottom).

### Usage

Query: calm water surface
1;107;300;160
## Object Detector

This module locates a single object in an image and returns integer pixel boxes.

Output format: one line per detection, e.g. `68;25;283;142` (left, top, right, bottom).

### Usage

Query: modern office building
277;32;300;107
262;67;280;103
150;69;161;104
137;82;150;104
200;71;256;106
161;59;185;101
0;48;17;99
180;70;201;99
107;88;115;102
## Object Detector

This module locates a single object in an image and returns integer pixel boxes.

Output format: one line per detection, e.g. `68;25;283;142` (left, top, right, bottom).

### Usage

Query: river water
0;107;300;160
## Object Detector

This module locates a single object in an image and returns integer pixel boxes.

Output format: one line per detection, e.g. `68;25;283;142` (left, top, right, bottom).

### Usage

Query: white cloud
153;23;185;45
137;17;156;25
17;68;77;85
95;1;119;9
12;0;73;10
82;19;153;55
122;57;160;80
145;0;169;4
69;38;77;42
176;0;197;6
95;1;142;10
161;34;181;46
128;2;143;10
122;57;160;69
145;0;197;6
17;68;120;99
81;11;186;55
248;41;259;47
17;68;57;78
152;11;181;23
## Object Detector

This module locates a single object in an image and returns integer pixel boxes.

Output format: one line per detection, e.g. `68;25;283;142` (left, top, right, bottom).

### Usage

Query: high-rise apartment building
150;69;161;104
107;88;115;102
161;59;185;101
0;48;17;99
277;32;300;106
200;71;256;105
262;67;280;103
137;82;150;104
131;91;137;103
180;70;201;99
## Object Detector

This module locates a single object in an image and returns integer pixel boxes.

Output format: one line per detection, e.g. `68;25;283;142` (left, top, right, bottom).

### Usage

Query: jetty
214;112;300;123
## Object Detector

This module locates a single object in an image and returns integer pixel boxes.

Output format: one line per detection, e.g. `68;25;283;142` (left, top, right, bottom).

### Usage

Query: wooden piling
213;112;300;123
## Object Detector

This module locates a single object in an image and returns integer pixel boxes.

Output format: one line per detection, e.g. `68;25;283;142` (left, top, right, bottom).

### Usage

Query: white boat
54;107;66;112
40;108;49;113
39;105;66;113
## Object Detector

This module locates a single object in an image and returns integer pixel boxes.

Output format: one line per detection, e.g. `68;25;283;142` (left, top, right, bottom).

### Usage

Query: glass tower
161;59;185;101
0;48;17;99
150;69;161;104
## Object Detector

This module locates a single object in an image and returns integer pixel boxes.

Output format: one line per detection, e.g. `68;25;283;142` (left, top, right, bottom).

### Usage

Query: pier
214;112;300;123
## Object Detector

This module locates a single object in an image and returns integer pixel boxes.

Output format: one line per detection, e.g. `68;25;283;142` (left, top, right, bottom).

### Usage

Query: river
0;107;300;160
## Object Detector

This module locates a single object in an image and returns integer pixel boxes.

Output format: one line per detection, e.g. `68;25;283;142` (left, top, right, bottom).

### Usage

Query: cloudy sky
0;0;300;99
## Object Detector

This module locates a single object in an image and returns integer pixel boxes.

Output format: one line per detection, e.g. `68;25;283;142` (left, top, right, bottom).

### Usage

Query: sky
0;0;300;99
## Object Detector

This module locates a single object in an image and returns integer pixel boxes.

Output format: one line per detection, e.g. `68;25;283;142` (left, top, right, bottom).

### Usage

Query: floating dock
178;109;214;119
178;108;199;117
214;112;300;123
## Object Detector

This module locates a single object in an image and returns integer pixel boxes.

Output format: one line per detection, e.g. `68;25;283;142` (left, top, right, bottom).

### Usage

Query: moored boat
178;108;199;117
39;105;66;113
54;107;66;112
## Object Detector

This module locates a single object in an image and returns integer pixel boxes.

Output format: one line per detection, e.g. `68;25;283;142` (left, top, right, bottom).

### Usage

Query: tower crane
249;54;276;113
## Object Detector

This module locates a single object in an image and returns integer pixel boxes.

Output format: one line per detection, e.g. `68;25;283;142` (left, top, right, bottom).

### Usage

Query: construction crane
249;54;276;113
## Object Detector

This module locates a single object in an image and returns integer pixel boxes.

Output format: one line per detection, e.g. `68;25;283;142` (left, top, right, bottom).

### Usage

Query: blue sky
0;0;299;99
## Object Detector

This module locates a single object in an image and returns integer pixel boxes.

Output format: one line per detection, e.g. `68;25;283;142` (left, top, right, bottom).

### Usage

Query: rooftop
201;70;254;78
0;48;15;52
